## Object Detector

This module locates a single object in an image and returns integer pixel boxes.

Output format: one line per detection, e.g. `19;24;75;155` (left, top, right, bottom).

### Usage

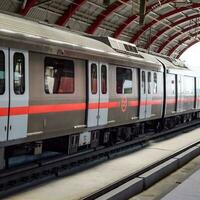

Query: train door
139;70;152;119
146;71;153;118
8;49;29;140
196;78;200;109
177;75;183;112
87;61;109;127
139;70;146;119
0;48;9;141
98;63;108;126
87;61;99;127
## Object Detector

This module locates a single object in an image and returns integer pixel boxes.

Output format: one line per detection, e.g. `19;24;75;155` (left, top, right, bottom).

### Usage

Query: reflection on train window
148;72;151;94
14;53;25;95
0;51;5;95
45;57;74;94
91;63;97;94
153;73;157;94
116;67;132;94
142;71;146;94
101;65;107;94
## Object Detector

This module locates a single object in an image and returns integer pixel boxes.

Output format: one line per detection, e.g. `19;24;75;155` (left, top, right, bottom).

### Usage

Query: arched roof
1;0;200;58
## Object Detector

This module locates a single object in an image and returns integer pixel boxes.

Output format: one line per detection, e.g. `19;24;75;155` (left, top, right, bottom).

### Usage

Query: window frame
91;63;98;95
153;72;158;94
44;56;75;95
101;64;107;94
13;52;25;95
0;50;5;95
116;66;133;94
148;71;151;94
142;71;146;94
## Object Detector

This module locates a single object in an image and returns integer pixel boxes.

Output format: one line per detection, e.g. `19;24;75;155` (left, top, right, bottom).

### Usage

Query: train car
0;13;199;170
156;56;198;127
0;13;163;169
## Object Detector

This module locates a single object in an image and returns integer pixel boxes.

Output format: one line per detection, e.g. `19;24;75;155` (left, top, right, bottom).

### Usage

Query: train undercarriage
1;111;198;171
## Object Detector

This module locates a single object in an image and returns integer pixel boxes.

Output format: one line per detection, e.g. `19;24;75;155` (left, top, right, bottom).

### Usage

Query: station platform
161;168;200;200
130;149;200;200
4;127;200;200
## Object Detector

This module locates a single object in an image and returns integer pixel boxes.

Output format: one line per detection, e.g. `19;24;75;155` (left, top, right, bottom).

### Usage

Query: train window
101;65;107;94
153;73;157;94
116;67;132;94
45;57;74;94
14;53;25;95
0;51;5;95
142;71;146;94
91;63;97;94
148;72;151;94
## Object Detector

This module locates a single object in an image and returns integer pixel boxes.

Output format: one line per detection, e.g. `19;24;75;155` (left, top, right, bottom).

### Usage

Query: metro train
0;13;199;169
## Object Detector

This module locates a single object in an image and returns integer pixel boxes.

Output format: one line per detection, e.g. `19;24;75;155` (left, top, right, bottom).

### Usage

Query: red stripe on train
129;100;139;107
7;102;120;116
166;99;176;104
29;103;86;114
178;98;195;103
88;102;119;109
0;98;197;117
0;108;9;116
10;106;29;115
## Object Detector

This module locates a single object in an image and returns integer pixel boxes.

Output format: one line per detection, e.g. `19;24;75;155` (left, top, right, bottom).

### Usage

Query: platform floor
130;151;200;200
161;166;200;200
5;128;200;200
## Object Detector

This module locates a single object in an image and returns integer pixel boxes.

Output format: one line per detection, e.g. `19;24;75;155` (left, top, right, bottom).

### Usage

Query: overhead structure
0;0;199;58
139;0;147;25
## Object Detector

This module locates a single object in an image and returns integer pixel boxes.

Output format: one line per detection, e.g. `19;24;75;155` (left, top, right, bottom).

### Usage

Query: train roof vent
90;36;143;58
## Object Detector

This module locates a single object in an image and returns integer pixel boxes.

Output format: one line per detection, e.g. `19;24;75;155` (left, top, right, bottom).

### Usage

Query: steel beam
139;0;147;25
85;0;129;34
113;0;174;38
113;15;137;38
130;3;200;44
168;31;200;56
157;23;199;53
56;0;86;26
145;13;200;49
19;0;37;16
177;40;199;58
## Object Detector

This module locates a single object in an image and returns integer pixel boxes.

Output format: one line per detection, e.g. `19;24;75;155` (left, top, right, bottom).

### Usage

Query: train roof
0;12;163;72
155;56;199;76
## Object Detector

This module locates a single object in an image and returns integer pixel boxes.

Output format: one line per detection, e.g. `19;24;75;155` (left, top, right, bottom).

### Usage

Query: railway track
1;119;200;198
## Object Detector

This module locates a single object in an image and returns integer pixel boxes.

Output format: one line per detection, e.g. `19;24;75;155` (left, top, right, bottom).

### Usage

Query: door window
101;65;107;94
148;72;151;94
91;63;97;94
142;71;146;94
0;51;5;95
13;53;25;95
153;72;157;94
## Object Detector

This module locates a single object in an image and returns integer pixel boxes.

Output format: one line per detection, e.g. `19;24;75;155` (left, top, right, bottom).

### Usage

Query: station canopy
1;0;200;58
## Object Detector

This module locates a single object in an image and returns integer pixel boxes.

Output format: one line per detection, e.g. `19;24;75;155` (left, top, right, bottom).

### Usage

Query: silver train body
0;13;199;168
